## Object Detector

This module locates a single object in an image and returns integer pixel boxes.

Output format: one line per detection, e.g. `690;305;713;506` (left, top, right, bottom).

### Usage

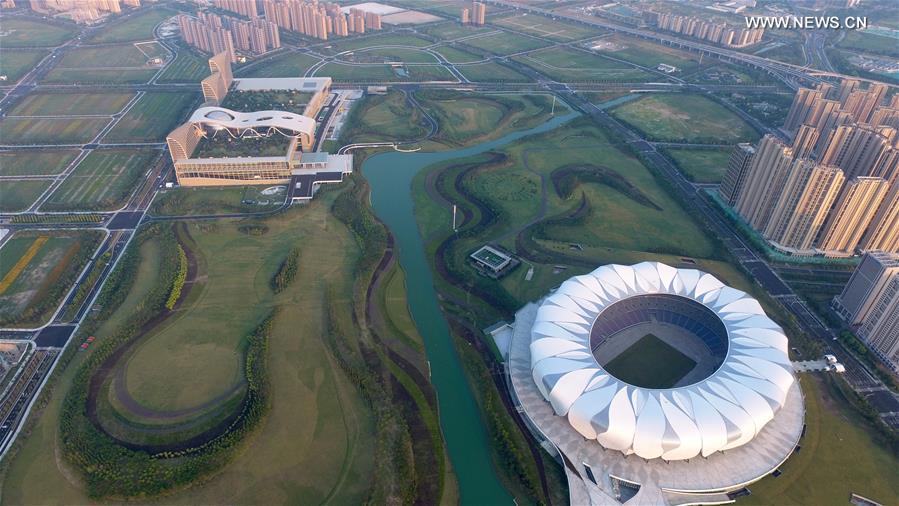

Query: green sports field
665;147;733;183
238;52;320;78
42;44;160;84
0;180;51;212
514;46;653;82
42;149;158;211
0;117;109;144
0;150;79;177
0;50;46;83
601;334;697;389
157;46;209;83
0;18;75;47
8;91;134;116
493;13;602;41
611;94;759;143
460;31;550;55
105;91;197;142
87;7;175;43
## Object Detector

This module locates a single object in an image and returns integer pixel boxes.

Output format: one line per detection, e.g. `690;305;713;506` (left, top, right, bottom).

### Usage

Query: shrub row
271;247;299;294
165;244;187;310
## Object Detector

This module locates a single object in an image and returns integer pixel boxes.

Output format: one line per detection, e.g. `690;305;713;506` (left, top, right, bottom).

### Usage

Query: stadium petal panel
528;262;795;461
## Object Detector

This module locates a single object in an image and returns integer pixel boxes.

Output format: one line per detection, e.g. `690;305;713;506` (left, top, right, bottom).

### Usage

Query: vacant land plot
157;46;209;83
43;44;160;84
150;185;286;216
742;376;899;505
0;50;46;83
590;34;700;72
8;91;134;116
0;117;109;144
238;52;320;78
665;148;732;183
460;31;550;55
105;92;197;142
611;94;758;143
457;61;531;82
515;46;652;82
0;230;102;327
494;14;601;41
389;0;468;17
0;150;79;176
602;334;696;389
88;7;175;43
0;18;75;47
0;180;51;212
43;149;158;211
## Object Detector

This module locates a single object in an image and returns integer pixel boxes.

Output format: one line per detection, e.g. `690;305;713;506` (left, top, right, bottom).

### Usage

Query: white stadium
504;262;805;505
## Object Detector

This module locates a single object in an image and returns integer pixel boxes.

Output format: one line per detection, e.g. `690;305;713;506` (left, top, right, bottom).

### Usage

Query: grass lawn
0;49;46;83
460;31;551;55
238;52;320;78
8;91;134;116
0;117;109;144
431;45;484;63
87;7;175;43
42;44;160;84
601;334;696;388
493;13;601;41
0;180;50;212
418;90;558;147
742;376;899;505
514;46;653;82
590;34;701;72
665;147;733;183
157;45;209;83
0;18;75;47
0;230;102;327
457;61;531;82
42;149;158;211
0;150;79;176
0;198;377;505
105;91;197;142
150;185;286;216
837;30;899;58
611;94;759;143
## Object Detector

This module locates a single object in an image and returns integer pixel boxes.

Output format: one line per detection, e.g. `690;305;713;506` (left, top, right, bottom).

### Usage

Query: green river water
362;111;577;505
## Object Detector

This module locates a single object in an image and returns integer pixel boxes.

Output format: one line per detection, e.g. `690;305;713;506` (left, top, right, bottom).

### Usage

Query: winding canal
363;111;577;505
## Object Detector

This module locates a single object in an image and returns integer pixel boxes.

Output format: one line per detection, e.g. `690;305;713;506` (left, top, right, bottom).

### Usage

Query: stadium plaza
496;262;806;505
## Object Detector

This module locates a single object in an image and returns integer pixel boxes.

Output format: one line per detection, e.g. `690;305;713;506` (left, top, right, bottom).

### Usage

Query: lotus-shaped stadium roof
529;262;795;461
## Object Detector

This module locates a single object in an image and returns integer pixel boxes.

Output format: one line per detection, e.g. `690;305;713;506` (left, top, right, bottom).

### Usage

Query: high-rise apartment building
213;0;258;18
655;11;763;47
718;143;755;206
734;135;794;230
472;2;486;26
791;124;819;159
763;162;844;252
820;124;896;179
179;12;279;61
861;184;899;253
784;88;824;132
461;7;470;24
817;177;889;256
262;0;382;41
834;252;899;370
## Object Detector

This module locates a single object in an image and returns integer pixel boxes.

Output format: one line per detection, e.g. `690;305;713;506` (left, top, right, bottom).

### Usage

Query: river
362;111;576;505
